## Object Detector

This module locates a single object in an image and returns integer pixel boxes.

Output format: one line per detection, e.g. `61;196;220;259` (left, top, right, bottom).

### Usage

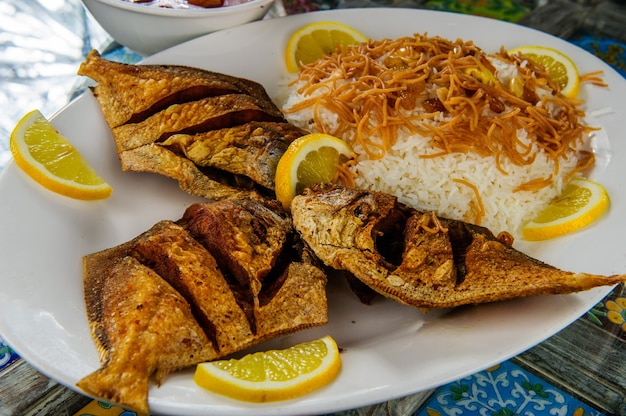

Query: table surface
1;0;625;415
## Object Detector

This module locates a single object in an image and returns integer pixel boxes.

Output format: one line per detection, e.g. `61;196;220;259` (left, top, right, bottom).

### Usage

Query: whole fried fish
78;52;307;201
291;183;626;309
79;199;328;413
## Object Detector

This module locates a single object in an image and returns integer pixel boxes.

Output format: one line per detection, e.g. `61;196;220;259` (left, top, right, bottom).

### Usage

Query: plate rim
1;7;624;416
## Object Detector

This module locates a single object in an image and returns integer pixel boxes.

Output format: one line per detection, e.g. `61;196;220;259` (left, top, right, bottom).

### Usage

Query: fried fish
111;94;285;153
78;50;279;128
78;255;218;414
119;141;270;201
162;121;307;190
79;199;328;413
132;220;256;354
291;183;626;309
78;52;307;201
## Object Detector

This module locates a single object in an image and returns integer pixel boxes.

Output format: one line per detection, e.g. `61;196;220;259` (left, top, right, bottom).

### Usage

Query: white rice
279;55;586;238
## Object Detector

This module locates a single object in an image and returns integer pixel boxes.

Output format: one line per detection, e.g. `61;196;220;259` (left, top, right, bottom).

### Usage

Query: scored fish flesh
79;199;327;413
77;51;307;202
78;50;279;128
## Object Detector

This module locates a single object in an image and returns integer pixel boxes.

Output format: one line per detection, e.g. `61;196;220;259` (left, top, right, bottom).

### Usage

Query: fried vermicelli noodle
281;33;599;234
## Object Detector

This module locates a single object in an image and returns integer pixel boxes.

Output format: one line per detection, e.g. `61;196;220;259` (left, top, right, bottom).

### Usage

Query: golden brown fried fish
79;200;328;413
119;143;269;201
291;183;626;309
162;121;307;190
78;255;217;414
78;52;306;201
78;50;279;128
132;220;256;355
111;94;285;153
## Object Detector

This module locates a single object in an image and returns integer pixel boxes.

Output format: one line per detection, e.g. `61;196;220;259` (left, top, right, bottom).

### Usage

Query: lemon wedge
522;177;609;241
508;45;580;98
275;133;355;209
10;110;112;200
285;21;368;73
194;335;341;402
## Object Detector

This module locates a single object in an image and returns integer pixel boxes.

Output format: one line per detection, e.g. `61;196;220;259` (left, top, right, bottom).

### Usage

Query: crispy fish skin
80;199;328;413
162;121;307;190
291;184;626;308
119;144;268;201
78;50;278;128
255;261;328;338
132;220;255;355
78;256;217;414
178;199;305;335
112;94;285;153
79;53;307;202
179;200;292;293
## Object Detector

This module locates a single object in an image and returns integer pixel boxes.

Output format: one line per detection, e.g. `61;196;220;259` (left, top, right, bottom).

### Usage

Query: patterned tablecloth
0;0;625;415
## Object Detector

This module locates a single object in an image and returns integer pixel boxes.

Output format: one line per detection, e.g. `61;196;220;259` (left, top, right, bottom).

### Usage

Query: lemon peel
285;21;368;72
523;177;609;241
10;110;112;200
194;335;341;402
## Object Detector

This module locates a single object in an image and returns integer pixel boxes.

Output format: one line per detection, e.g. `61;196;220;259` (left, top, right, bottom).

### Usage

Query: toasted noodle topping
332;158;357;187
418;211;449;234
452;178;485;224
579;70;608;87
284;34;596;191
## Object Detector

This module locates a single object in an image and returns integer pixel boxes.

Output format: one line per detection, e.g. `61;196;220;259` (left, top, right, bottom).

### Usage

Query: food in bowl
81;0;275;55
122;0;253;9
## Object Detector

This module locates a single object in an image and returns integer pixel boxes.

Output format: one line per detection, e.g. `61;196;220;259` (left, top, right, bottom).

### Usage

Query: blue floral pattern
415;361;603;416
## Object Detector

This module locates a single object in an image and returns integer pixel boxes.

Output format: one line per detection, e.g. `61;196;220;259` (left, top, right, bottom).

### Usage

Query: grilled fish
79;199;327;412
291;183;626;309
78;50;279;128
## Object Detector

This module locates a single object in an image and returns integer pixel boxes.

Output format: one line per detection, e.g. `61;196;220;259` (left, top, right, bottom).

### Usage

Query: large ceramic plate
1;8;624;416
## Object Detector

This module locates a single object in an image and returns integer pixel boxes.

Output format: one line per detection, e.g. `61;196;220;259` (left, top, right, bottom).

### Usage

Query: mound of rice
283;101;578;236
279;35;590;238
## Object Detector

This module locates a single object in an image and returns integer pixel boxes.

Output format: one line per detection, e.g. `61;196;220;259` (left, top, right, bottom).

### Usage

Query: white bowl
81;0;276;56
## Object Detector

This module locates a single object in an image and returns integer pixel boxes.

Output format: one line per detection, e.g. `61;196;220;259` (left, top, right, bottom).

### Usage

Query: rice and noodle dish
280;33;597;237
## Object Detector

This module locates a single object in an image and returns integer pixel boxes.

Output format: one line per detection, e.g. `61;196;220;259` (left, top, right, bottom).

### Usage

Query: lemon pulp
194;335;341;402
275;133;354;209
285;21;368;72
522;177;609;241
508;45;580;98
10;110;112;200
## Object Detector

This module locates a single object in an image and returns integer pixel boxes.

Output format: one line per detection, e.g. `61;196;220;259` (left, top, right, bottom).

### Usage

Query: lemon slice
275;133;355;209
194;335;341;402
522;177;609;241
508;45;580;98
10;109;112;200
285;21;368;73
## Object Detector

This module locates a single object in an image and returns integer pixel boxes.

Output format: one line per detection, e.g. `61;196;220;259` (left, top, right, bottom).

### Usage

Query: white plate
1;8;625;416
